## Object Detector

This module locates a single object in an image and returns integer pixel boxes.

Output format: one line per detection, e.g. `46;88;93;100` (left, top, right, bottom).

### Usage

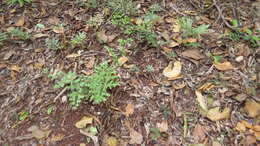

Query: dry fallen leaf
66;53;81;58
214;62;234;71
206;107;231;121
235;122;247;132
80;129;99;146
27;125;51;140
106;136;118;146
129;128;143;144
244;100;260;118
86;57;95;69
192;124;206;142
53;26;64;34
157;120;168;132
168;41;179;48
125;103;134;117
181;49;205;60
8;65;21;72
195;90;208;112
48;133;65;142
163;61;182;79
198;82;215;91
75;116;93;129
212;141;222;146
118;56;128;66
172;22;181;32
15;16;25;26
96;30;108;43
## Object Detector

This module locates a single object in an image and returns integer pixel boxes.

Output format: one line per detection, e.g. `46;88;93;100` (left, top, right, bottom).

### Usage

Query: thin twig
54;87;67;102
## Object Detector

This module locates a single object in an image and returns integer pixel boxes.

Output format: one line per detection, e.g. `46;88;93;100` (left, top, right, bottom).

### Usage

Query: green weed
145;65;154;72
18;110;29;121
6;0;32;7
45;38;64;50
0;31;7;46
77;0;99;8
48;62;119;107
118;38;133;56
9;27;31;40
150;128;162;140
179;17;209;38
70;32;86;48
107;0;137;16
87;13;104;28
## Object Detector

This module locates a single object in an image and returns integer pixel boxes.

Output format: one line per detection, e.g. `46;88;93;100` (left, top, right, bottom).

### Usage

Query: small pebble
235;56;244;62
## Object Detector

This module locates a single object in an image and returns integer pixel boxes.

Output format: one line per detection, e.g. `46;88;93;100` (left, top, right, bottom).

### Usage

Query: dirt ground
0;0;260;145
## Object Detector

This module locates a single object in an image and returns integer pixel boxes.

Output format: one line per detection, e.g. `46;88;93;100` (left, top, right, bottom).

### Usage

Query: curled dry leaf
8;65;21;72
75;116;93;129
181;49;205;60
214;62;234;71
198;82;215;91
157;120;168;132
192;124;206;142
195;90;208;112
206;107;231;121
66;53;81;58
244;100;260;118
118;56;128;66
125;103;134;117
163;61;182;80
15;16;25;26
129;128;143;144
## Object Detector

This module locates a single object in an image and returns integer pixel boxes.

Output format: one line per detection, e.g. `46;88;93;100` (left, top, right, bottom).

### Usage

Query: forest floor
0;0;260;145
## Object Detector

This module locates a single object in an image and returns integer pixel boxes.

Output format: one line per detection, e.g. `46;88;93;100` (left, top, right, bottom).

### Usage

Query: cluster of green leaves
87;13;104;28
45;38;64;50
77;0;99;8
118;38;133;56
70;32;86;48
6;0;32;7
107;0;137;16
0;31;7;46
48;62;120;107
9;27;31;40
179;17;209;38
228;19;259;47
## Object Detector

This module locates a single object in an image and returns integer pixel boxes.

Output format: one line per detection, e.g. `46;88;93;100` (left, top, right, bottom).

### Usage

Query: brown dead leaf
53;26;64;34
195;90;208;112
163;61;182;79
86;57;95;69
214;62;234;71
192;124;206;142
8;65;21;72
172;22;181;32
198;83;215;91
168;41;179;48
244;100;260;118
75;116;93;129
125;103;134;117
48;133;65;142
96;30;108;43
181;49;205;60
243;135;257;145
212;141;222;146
118;56;128;66
129;128;143;144
157;120;168;132
27;125;51;140
182;38;197;43
235;122;246;132
206;107;231;121
66;53;81;58
33;33;49;39
15;16;25;26
172;82;186;90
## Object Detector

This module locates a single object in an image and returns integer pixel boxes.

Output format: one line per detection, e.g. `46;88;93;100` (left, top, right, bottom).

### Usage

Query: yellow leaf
118;56;128;66
168;41;179;47
244;100;260;118
163;61;182;79
107;137;118;146
172;22;181;32
207;107;231;121
235;122;246;132
195;90;208;112
9;65;21;72
75;116;93;129
198;82;215;91
214;62;234;71
15;16;25;26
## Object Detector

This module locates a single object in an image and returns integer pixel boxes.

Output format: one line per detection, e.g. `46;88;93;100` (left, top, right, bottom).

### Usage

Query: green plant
107;0;137;16
111;12;132;28
87;13;104;28
18;110;29;121
6;0;32;7
77;0;99;8
47;107;54;115
87;62;120;104
149;3;163;13
105;46;119;65
145;65;154;72
9;27;31;40
118;38;133;56
150;128;162;140
45;38;64;50
0;31;7;46
70;32;86;48
48;62;119;107
228;19;259;47
179;17;209;38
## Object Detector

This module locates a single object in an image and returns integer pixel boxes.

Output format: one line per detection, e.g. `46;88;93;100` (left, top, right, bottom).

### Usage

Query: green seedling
45;38;64;50
9;27;31;40
70;32;86;48
0;31;7;46
18;110;29;121
87;13;104;28
7;0;32;7
47;107;54;115
107;0;137;16
145;65;154;72
118;38;133;56
179;17;209;38
150;128;162;140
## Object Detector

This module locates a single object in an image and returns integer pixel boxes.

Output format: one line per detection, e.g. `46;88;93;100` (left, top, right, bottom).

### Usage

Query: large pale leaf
206;107;231;121
163;61;182;79
195;90;208;112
